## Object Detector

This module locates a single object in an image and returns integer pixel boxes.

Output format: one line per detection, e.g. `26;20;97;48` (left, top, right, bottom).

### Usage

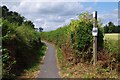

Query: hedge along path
37;41;60;78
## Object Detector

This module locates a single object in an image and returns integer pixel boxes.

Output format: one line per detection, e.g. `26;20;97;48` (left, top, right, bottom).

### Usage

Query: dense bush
104;39;119;62
41;12;104;64
1;6;43;78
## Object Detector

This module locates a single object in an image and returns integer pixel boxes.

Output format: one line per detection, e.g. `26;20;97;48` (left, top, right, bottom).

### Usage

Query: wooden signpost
92;11;98;66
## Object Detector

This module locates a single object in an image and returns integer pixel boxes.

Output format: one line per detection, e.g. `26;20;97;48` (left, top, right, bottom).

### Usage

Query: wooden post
93;11;97;66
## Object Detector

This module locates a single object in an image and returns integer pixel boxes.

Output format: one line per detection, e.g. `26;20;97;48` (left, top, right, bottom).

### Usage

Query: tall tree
2;5;24;26
104;22;119;33
39;27;43;32
2;5;9;19
23;20;35;29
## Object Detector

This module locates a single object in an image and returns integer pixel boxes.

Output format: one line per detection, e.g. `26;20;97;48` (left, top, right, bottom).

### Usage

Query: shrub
41;12;104;63
2;19;42;78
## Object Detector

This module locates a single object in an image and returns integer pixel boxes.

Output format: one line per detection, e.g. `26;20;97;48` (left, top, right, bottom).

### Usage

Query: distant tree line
104;22;120;33
35;27;43;32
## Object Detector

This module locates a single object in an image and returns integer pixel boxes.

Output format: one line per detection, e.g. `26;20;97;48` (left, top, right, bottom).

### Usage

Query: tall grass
104;33;120;74
104;33;119;40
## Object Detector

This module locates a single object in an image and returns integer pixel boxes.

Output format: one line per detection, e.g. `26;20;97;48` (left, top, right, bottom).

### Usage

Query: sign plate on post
92;27;98;36
93;11;96;18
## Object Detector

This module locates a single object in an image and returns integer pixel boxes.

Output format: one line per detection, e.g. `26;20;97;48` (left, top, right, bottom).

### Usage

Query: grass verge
18;42;47;79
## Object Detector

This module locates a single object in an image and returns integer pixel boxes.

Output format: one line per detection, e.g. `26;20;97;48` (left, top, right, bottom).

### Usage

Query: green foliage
23;20;35;29
70;20;93;51
2;48;16;78
41;26;68;46
1;5;34;28
104;33;120;62
104;39;119;62
57;47;64;65
2;19;42;77
41;12;104;63
104;22;120;33
1;6;44;78
1;5;24;26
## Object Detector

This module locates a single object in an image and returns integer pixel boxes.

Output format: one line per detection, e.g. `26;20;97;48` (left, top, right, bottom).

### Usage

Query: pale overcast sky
1;0;119;31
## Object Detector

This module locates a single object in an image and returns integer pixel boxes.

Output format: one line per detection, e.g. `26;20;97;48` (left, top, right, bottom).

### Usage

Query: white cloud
98;8;118;21
9;2;84;31
58;16;61;19
1;1;118;31
113;8;118;14
35;19;43;22
98;11;118;25
86;7;93;11
98;13;117;20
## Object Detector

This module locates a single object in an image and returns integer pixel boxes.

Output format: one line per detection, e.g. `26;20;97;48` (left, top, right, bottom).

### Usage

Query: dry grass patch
57;48;118;78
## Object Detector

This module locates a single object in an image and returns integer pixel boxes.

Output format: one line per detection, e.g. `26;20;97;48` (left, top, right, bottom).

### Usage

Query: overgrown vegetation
18;44;47;78
104;33;120;72
41;12;103;65
57;47;118;78
1;5;45;78
41;12;119;78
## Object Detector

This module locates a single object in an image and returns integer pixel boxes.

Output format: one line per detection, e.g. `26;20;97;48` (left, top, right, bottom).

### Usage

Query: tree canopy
104;22;120;33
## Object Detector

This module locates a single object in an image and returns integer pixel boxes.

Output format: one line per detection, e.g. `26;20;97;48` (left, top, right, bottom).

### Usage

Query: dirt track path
37;42;60;78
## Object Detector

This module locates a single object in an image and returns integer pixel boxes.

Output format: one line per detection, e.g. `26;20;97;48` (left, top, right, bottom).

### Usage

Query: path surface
37;42;60;78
